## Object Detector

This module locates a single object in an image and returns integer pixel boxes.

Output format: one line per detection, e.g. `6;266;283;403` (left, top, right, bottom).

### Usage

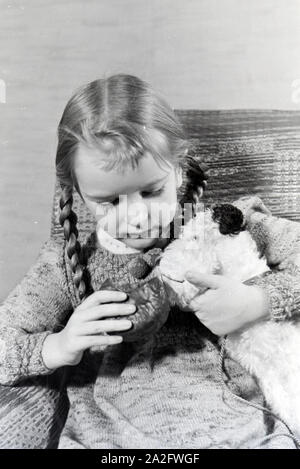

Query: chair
45;109;300;447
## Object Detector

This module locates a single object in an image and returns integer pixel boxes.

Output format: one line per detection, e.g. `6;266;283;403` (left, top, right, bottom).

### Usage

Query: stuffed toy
158;202;300;437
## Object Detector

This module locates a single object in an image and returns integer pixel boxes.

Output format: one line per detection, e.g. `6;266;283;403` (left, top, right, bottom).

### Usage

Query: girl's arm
0;238;73;385
232;196;300;321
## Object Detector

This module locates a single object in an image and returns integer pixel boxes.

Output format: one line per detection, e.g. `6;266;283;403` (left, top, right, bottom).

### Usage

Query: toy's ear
175;165;183;189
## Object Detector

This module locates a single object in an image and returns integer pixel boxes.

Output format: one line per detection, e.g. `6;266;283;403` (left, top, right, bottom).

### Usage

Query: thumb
185;271;224;289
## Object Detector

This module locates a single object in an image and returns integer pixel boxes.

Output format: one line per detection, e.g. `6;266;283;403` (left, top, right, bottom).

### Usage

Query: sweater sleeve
232;196;300;321
0;238;74;385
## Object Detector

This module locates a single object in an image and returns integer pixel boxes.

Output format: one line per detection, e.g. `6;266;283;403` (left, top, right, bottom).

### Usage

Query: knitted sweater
0;196;300;449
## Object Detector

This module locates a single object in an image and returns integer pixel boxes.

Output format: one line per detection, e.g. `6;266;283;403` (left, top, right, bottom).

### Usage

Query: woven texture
0;372;69;449
50;110;300;243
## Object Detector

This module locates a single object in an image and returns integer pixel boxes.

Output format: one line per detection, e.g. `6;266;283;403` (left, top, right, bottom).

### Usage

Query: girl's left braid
184;155;208;217
191;183;207;217
59;185;87;302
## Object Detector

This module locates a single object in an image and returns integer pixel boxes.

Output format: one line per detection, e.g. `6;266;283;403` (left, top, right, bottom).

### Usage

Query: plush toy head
158;203;270;311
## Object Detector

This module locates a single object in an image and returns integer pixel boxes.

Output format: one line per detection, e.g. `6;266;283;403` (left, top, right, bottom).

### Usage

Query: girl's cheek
160;185;178;221
145;193;177;230
94;202;112;220
84;199;109;219
85;200;118;235
96;206;120;235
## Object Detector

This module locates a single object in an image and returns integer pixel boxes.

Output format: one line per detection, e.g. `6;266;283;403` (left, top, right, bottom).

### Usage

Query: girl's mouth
127;232;151;239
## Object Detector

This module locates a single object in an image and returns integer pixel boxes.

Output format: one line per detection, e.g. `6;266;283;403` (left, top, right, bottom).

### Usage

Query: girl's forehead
74;145;173;197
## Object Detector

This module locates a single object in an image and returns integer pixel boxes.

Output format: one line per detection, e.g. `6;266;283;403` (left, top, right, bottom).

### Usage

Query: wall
1;0;300;300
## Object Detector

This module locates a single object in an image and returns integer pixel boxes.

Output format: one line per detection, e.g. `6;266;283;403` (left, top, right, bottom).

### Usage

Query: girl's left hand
185;270;270;336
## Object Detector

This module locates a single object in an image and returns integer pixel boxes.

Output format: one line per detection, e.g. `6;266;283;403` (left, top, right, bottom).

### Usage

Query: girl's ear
175;165;183;189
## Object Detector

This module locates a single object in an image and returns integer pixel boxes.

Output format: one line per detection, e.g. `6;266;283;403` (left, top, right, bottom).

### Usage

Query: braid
59;185;87;302
180;154;208;218
191;182;208;217
171;155;208;240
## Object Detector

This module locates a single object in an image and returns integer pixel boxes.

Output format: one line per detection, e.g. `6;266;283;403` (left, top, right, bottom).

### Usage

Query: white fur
226;321;300;434
159;209;300;435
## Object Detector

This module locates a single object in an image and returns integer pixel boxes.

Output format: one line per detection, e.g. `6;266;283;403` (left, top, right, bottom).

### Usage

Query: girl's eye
94;189;164;205
110;198;119;205
142;188;165;198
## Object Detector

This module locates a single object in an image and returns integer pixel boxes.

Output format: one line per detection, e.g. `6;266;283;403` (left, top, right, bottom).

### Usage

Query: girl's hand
184;271;270;336
42;290;136;369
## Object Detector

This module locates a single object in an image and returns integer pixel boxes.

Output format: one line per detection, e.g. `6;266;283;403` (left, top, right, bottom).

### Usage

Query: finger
76;303;137;321
188;289;213;312
79;319;133;335
77;290;128;311
185;271;224;289
188;295;207;313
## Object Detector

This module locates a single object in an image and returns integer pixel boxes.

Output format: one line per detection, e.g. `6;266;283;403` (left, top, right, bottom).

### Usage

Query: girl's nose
129;212;148;229
127;197;149;232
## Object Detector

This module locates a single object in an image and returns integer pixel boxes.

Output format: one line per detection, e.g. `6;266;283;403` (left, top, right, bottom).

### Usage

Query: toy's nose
211;203;245;235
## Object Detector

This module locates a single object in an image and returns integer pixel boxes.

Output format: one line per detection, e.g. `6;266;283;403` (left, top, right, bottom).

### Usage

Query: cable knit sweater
0;196;300;449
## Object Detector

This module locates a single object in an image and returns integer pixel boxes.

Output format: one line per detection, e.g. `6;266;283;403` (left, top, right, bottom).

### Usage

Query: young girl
1;74;300;449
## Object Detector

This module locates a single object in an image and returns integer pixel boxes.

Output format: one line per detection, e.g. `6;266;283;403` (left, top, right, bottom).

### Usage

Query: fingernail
111;336;123;343
121;320;132;327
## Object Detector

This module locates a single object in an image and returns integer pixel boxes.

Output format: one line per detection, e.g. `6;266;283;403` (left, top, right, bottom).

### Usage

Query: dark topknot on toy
212;203;245;235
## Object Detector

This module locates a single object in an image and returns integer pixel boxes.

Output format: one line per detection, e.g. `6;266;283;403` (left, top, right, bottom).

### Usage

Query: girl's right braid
59;185;87;302
191;181;208;217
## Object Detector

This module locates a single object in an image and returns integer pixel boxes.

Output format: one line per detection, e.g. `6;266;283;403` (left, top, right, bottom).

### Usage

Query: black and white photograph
0;0;300;452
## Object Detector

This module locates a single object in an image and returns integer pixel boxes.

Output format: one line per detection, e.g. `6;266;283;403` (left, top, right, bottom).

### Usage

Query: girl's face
74;143;183;251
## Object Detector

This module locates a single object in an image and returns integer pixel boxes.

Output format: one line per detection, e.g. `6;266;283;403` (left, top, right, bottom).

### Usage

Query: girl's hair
55;74;207;302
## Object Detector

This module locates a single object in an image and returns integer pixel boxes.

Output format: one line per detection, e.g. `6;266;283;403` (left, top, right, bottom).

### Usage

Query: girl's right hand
42;290;136;370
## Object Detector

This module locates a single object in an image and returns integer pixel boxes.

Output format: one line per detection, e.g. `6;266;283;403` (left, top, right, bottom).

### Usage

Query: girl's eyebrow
83;174;169;200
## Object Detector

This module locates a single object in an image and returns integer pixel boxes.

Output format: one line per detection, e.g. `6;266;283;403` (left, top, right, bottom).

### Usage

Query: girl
0;74;300;449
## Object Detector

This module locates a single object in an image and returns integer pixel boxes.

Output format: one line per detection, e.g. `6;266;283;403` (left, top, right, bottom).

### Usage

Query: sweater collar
84;229;171;267
94;227;171;258
96;226;143;254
